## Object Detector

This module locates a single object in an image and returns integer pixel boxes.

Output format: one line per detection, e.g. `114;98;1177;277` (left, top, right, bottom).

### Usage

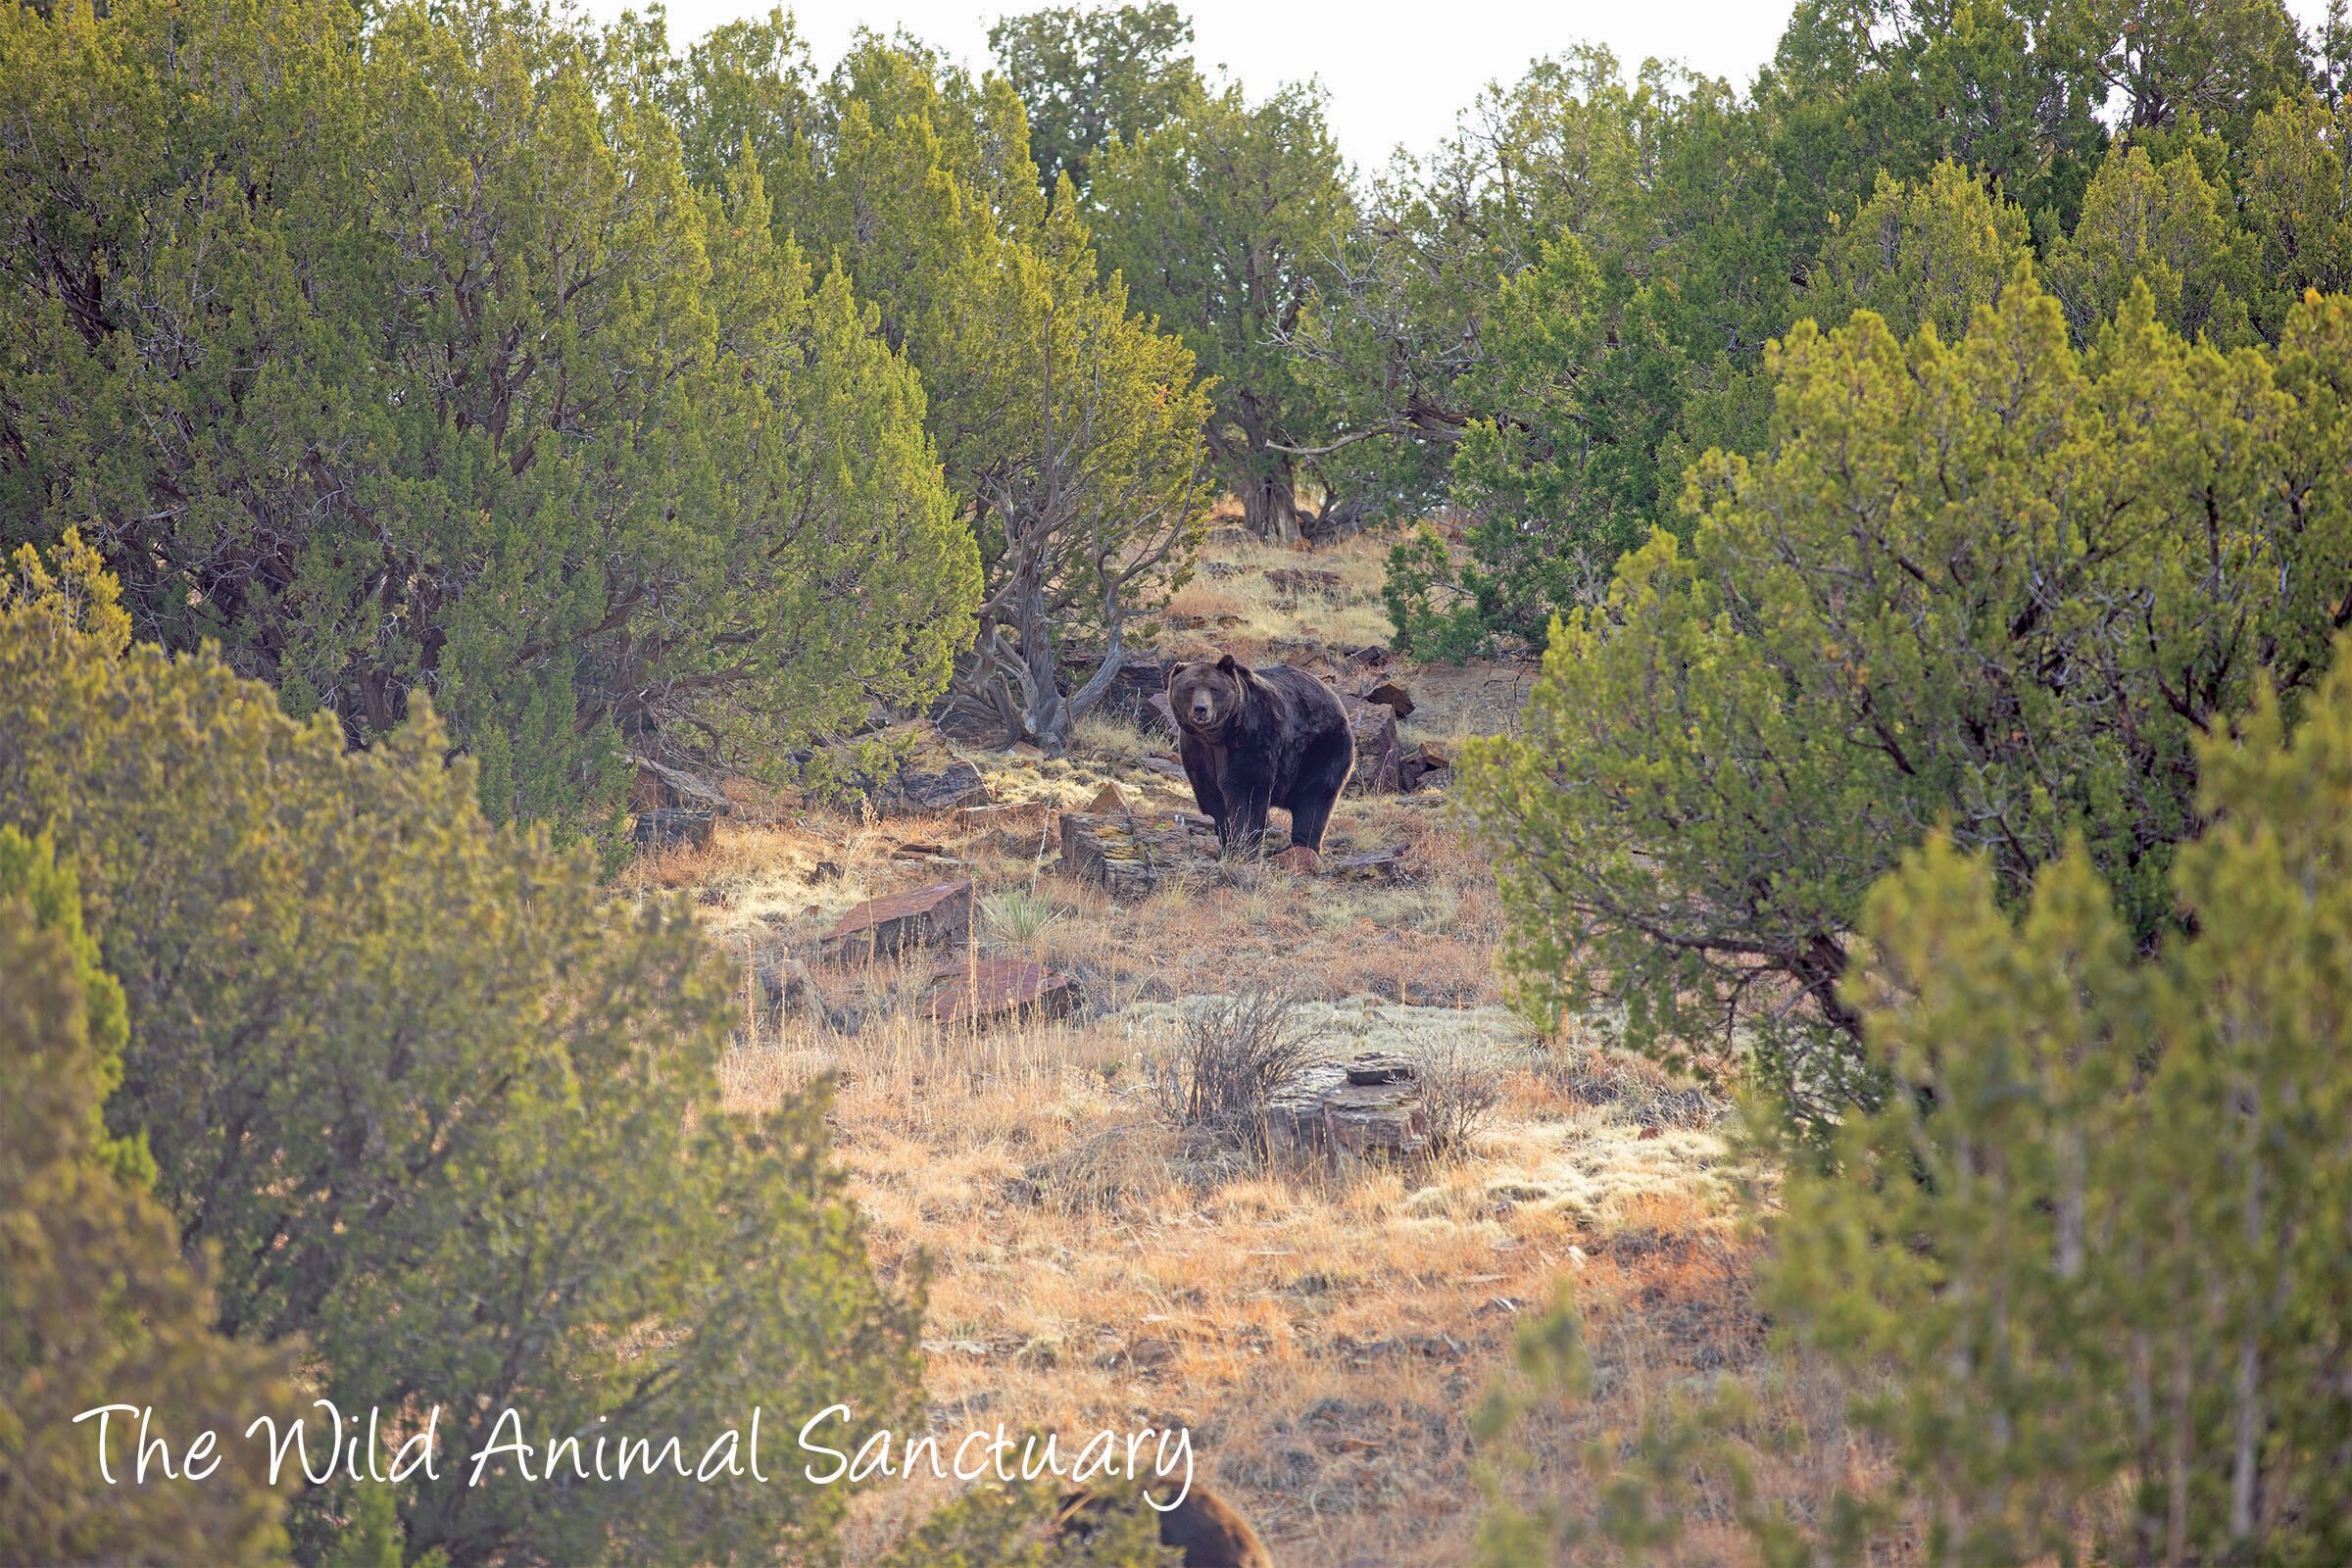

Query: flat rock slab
876;760;990;817
926;957;1078;1028
1057;810;1290;899
820;878;973;964
1267;1059;1430;1161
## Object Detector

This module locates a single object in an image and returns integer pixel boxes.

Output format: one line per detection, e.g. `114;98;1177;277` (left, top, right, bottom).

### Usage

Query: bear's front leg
1225;771;1274;855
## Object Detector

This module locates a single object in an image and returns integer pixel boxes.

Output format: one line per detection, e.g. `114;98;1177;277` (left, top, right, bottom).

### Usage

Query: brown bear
1166;654;1352;856
1053;1484;1273;1567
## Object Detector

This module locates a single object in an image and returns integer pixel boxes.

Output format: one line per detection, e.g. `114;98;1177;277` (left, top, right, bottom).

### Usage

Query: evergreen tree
0;0;977;842
1092;80;1355;543
0;535;919;1565
989;2;1202;197
0;817;296;1565
1457;272;2352;1122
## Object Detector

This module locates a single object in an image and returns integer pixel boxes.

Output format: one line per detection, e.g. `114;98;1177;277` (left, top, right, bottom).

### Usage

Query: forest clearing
623;529;1780;1565
8;0;2352;1563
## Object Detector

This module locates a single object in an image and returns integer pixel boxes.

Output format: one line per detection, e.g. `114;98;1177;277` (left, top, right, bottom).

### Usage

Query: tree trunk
1239;466;1303;545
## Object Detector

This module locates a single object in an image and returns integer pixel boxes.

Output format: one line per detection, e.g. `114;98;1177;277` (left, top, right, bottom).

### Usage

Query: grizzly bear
1166;653;1352;855
1054;1484;1272;1568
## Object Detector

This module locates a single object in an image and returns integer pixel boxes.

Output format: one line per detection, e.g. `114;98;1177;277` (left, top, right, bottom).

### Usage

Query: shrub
1148;989;1317;1155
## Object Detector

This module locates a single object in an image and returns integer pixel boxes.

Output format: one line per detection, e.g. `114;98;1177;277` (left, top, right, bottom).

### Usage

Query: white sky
613;0;2348;174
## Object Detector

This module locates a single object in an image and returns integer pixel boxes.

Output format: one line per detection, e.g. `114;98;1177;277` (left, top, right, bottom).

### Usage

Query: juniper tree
1091;81;1354;543
0;0;977;841
0;536;920;1566
1477;646;2352;1565
0;820;296;1565
1457;270;2352;1122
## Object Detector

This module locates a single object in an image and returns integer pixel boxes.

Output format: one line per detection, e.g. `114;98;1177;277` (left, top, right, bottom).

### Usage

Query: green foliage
1409;240;1690;653
1458;270;2352;1121
989;4;1202;196
675;34;1209;748
1806;163;2032;342
1092;80;1354;542
0;537;920;1565
0;820;146;1187
1474;644;2352;1568
0;0;977;844
1;860;297;1565
2044;137;2254;342
1758;649;2352;1563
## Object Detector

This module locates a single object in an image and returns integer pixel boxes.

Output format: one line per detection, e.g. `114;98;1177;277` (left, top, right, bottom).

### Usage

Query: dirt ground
620;528;1885;1566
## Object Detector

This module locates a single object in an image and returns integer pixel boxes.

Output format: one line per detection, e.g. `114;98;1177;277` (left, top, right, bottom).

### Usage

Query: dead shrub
1148;988;1318;1156
1411;1034;1503;1160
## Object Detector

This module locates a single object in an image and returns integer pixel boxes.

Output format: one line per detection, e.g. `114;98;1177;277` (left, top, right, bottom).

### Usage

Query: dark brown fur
1053;1484;1273;1568
1165;654;1352;854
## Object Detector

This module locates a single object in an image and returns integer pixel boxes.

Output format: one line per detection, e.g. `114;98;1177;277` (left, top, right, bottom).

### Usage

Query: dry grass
1160;531;1396;662
654;526;1893;1565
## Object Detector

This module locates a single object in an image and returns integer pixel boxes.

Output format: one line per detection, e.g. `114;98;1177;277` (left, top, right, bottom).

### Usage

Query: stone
750;948;816;1024
1320;845;1411;881
1143;692;1177;737
630;756;733;815
1265;565;1342;597
1088;780;1133;814
1343;700;1402;795
926;957;1079;1028
1345;1053;1416;1086
632;808;713;852
1397;741;1450;793
1265;1061;1430;1161
1138;756;1186;778
815;720;992;818
1356;679;1415;718
1273;845;1320;874
819;879;974;964
1056;809;1291;897
875;759;990;817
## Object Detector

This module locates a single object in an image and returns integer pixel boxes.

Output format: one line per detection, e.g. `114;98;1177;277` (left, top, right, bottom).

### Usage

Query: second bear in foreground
1166;654;1353;856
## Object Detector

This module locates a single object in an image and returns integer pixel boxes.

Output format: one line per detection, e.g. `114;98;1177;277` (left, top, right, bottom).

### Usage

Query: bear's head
1167;654;1249;734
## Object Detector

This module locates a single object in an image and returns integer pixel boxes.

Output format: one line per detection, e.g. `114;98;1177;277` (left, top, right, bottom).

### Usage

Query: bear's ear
1164;661;1189;689
1216;653;1244;675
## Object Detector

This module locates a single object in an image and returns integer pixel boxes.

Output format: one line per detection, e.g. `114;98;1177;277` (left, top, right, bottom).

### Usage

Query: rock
1057;810;1289;898
632;808;713;851
1010;742;1045;760
1343;699;1402;794
1266;1061;1430;1160
1397;741;1450;793
1265;565;1342;597
1143;692;1178;737
926;957;1079;1028
1347;644;1392;668
819;879;973;964
750;949;816;1024
876;759;990;817
1356;679;1415;718
1273;845;1320;874
1345;1053;1416;1086
1138;756;1186;779
1088;780;1133;814
811;859;845;882
815;720;991;818
630;756;733;815
1320;845;1411;881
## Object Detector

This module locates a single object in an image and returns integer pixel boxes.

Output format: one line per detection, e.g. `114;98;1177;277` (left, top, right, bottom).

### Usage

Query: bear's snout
1189;695;1215;721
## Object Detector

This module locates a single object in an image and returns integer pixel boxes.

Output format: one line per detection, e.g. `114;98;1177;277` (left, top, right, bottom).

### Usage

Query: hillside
621;530;1858;1565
